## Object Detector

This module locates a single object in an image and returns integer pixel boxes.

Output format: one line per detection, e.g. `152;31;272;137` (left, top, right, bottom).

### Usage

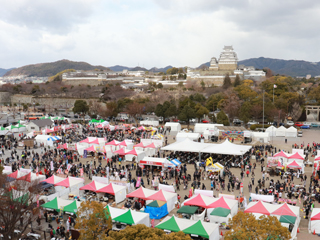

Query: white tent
176;132;200;142
125;149;146;162
251;132;270;143
35;135;61;146
285;126;297;138
194;123;223;134
265;126;277;137
108;207;150;227
201;140;252;155
309;208;320;234
276;126;286;137
164;122;181;132
161;138;210;153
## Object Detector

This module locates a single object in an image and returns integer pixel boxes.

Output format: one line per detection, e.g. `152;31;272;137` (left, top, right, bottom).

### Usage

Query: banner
80;168;83;177
83;150;87;158
136;177;141;188
50;161;54;171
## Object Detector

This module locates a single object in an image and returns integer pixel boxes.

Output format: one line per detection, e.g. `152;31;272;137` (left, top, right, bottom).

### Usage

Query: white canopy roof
161;138;210;152
201;140;252;155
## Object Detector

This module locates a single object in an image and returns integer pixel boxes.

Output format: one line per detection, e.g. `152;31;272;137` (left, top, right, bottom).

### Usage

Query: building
26;119;54;132
187;46;266;86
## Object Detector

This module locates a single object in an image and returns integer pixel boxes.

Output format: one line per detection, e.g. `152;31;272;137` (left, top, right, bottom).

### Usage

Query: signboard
18;141;24;147
139;160;163;166
221;131;244;141
206;166;221;172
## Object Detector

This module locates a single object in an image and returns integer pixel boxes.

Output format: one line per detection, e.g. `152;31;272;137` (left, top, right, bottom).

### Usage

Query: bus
24;113;44;120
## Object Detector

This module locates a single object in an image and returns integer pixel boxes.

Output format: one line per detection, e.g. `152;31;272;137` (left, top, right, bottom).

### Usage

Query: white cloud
0;0;320;69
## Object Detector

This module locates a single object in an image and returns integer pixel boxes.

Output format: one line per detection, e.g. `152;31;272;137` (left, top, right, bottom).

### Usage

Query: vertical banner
50;161;54;171
136;177;141;188
80;168;83;177
84;150;87;158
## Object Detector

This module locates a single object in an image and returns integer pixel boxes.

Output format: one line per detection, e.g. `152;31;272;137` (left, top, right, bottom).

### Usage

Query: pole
273;87;274;103
263;90;265;130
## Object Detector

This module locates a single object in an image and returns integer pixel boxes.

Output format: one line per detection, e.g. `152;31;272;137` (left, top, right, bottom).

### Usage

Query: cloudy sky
0;0;319;69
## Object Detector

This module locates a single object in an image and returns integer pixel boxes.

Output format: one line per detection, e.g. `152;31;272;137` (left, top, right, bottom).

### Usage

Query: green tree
205;93;225;111
208;113;217;123
165;104;177;118
157;83;163;89
239;101;252;123
233;74;241;87
200;80;205;90
224;212;290;240
31;85;40;94
222;74;232;89
179;105;196;126
105;101;119;118
75;201;112;240
107;224;191;240
73;100;89;114
191;93;206;103
155;101;172;121
216;110;230;126
117;98;133;112
195;103;209;122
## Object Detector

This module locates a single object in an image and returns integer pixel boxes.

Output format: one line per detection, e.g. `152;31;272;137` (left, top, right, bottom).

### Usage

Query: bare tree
126;102;143;123
222;92;241;121
0;174;41;240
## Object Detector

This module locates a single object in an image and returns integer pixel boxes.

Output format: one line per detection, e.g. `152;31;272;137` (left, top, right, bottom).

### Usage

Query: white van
297;131;303;137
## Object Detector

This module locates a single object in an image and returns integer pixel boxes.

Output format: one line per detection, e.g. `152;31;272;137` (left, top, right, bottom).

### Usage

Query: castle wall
62;79;106;86
0;92;12;105
218;63;238;71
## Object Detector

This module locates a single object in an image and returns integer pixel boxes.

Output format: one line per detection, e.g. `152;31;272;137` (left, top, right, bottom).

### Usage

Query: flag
274;84;277;88
80;168;83;177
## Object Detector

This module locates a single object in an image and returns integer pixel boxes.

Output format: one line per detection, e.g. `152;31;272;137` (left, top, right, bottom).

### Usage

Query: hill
149;65;173;73
108;65;130;72
4;60;111;77
238;57;320;77
0;68;15;77
198;58;320;77
108;65;171;73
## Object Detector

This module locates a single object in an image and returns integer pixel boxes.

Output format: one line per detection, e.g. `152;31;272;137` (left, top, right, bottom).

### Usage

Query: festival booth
35;135;61;146
176;132;201;142
286;160;304;173
63;200;82;215
118;140;134;150
265;125;277;137
158;183;175;193
16;172;46;183
107;206;151;227
124;148;146;162
205;163;224;177
245;201;300;239
275;126;286;137
251;132;270;143
250;193;274;203
156;216;220;240
194;123;223;134
139;157;174;173
126;187;157;200
285;127;297;138
105;140;121;152
161;138;210;153
146;189;177;213
41;197;74;212
54;177;85;193
145;200;168;219
140;139;163;148
15;124;27;132
164;122;181;132
287;152;304;164
8;170;30;180
201;139;252;155
5;125;19;133
194;189;214;197
0;126;11;135
309;208;320;234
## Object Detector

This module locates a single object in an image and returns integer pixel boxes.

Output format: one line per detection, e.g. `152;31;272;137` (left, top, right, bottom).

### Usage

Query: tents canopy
210;207;230;217
276;126;286;137
279;215;296;224
126;187;156;200
42;175;65;185
285;126;297;137
147;200;166;207
201;140;252;155
41;197;73;212
287;152;304;160
164;122;181;132
177;206;199;215
79;180;108;192
96;183;127;203
112;209;150;226
273;151;288;158
266;126;277;137
63;200;81;215
287;160;302;169
176;132;200;142
55;177;84;188
161;138;210;153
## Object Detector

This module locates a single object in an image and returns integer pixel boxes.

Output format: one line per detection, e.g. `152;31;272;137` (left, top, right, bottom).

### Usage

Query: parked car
286;121;294;126
172;119;179;122
301;125;310;129
248;120;259;125
311;123;319;128
202;120;209;123
297;130;303;137
294;122;303;127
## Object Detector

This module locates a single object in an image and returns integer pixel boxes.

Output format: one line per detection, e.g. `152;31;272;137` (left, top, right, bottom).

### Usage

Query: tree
107;224;191;240
157;83;163;89
200;80;205;90
234;74;241;87
179;105;196;127
155;101;172;121
105;101;119;118
195;103;209;122
225;212;290;240
75;201;112;240
222;74;232;89
0;174;41;240
31;85;40;94
205;93;225;111
222;92;241;122
88;100;102;118
239;101;252;123
216;110;230;126
73;100;89;115
126;102;144;123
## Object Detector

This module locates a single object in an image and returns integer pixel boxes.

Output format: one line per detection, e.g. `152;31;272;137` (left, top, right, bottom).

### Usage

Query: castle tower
218;46;238;71
209;57;218;70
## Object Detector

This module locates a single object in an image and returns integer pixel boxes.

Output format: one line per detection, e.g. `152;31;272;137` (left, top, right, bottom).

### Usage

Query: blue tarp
170;159;181;166
145;203;169;219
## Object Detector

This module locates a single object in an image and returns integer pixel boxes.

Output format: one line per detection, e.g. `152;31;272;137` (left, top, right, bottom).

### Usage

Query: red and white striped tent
126;187;156;200
287;160;302;169
41;175;65;185
54;177;84;188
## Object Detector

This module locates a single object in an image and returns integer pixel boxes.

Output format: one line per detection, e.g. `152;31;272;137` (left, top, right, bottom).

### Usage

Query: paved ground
3;128;320;239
